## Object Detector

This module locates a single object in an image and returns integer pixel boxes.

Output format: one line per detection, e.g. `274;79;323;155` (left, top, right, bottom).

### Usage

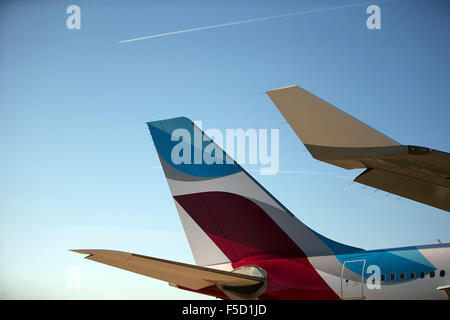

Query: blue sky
0;0;449;299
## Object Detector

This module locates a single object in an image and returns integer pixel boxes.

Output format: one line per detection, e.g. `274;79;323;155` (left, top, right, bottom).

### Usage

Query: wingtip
266;85;299;95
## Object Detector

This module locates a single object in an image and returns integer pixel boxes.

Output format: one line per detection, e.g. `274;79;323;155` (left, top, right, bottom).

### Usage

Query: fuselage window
420;272;425;278
429;271;435;278
381;274;386;281
439;270;445;277
410;272;415;279
400;273;405;280
390;273;396;281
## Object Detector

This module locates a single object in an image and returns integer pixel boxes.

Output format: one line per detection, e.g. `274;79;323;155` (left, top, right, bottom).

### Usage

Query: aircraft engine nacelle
219;265;267;300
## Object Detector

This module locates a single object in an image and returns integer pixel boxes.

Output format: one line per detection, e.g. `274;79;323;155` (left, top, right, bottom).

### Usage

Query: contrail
152;164;352;178
248;169;353;178
119;0;391;43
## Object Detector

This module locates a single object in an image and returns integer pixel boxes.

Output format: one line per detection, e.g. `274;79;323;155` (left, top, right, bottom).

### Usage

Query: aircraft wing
267;85;450;212
72;249;264;290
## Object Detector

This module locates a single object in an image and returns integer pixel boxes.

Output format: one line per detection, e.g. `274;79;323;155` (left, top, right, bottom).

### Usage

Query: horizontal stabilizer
437;285;450;299
71;249;264;290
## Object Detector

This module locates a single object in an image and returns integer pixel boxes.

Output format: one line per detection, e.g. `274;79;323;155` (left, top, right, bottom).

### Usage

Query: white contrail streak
151;165;352;178
248;169;353;178
119;0;391;43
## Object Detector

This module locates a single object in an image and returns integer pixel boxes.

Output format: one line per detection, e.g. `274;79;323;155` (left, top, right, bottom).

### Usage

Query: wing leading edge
267;85;450;212
71;249;264;290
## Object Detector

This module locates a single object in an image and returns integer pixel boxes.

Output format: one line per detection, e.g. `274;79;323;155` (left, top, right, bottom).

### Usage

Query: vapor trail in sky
119;0;392;43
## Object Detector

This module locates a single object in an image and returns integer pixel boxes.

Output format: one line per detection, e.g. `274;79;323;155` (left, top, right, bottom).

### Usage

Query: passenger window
420;272;425;278
400;273;405;280
429;271;435;278
440;270;445;277
381;274;386;281
390;273;396;281
410;272;415;279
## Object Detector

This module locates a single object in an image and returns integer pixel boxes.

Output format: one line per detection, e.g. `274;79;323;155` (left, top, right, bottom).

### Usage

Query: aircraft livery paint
147;117;447;300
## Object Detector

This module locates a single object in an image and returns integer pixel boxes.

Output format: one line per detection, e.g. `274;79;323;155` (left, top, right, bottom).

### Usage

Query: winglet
266;85;399;149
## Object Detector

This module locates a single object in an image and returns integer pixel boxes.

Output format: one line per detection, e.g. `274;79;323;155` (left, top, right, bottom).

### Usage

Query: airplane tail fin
147;117;361;266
